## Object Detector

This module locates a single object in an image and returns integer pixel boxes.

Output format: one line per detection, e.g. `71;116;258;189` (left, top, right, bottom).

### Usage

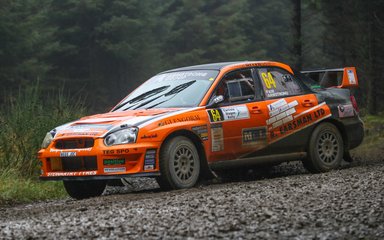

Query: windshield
113;70;219;111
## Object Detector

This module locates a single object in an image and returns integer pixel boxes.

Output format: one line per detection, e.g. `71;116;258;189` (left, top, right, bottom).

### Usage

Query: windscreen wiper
145;80;197;109
164;80;196;96
113;85;170;111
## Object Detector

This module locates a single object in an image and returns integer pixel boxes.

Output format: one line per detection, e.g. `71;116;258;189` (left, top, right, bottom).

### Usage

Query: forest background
1;0;384;203
1;0;383;113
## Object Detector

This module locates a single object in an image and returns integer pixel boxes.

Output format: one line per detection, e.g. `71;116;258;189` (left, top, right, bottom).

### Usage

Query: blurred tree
160;0;212;67
47;0;162;109
244;0;292;64
0;0;57;98
1;0;384;112
320;0;384;114
291;0;302;70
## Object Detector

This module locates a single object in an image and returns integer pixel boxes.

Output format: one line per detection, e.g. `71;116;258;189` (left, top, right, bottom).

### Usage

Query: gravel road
1;158;383;239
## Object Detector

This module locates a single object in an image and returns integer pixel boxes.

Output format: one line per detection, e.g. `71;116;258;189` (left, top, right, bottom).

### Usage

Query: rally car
38;61;364;199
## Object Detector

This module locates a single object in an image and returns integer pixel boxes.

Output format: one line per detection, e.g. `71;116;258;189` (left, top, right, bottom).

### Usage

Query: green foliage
0;0;57;90
0;83;87;177
350;114;384;164
0;169;67;205
1;0;384;113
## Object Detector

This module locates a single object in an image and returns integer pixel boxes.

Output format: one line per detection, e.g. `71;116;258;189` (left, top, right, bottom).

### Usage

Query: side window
257;68;304;98
211;69;255;104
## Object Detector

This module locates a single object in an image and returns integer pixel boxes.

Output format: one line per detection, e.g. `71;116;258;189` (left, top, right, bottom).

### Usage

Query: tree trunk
367;2;377;115
292;0;302;70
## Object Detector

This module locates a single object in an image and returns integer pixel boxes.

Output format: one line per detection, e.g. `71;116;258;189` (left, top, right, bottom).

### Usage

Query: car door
206;68;270;162
255;67;327;152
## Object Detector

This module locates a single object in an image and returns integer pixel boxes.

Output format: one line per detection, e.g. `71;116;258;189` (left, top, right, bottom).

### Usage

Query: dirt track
1;155;383;239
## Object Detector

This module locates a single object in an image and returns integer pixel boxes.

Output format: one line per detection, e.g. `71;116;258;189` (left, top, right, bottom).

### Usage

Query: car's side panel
206;103;268;162
204;95;332;164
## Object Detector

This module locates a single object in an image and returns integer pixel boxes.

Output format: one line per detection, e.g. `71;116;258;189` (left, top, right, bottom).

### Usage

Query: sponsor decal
68;124;113;130
266;99;298;129
347;70;356;84
138;107;202;128
244;62;273;68
47;171;97;177
192;125;208;141
207;105;250;123
269;102;331;142
60;132;99;136
265;90;288;98
144;149;156;170
103;159;126;165
103;149;130;155
141;133;158;139
242;127;267;147
338;104;355;118
155;71;208;82
267;99;289;112
50;148;92;153
211;124;224;152
104;167;126;173
158;115;200;127
60;152;77;157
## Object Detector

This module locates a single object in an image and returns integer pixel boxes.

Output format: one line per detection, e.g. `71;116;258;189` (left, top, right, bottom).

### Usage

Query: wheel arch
160;129;213;179
320;118;349;150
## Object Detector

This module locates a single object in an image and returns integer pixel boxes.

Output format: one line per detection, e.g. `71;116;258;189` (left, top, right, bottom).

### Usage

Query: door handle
251;106;262;114
302;99;315;107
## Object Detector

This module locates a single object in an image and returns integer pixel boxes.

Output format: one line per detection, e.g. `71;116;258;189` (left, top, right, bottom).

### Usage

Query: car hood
54;108;182;138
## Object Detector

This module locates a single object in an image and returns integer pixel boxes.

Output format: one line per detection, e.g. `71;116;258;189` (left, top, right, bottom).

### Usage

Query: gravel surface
1;159;383;239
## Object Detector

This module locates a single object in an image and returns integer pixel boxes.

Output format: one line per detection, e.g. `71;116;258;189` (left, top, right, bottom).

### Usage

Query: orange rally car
38;61;364;199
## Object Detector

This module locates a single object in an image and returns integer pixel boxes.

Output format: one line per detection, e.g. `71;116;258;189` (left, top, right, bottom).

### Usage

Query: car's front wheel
63;180;106;199
156;136;201;190
303;122;344;173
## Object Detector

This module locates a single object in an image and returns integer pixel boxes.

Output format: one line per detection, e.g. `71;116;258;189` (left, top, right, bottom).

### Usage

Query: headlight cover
41;131;55;149
104;127;138;146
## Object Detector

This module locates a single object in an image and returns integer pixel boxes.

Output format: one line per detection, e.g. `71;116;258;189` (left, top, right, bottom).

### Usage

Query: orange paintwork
339;67;359;88
38;61;342;180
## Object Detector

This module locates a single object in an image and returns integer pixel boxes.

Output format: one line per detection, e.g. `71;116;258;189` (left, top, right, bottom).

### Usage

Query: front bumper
38;138;161;181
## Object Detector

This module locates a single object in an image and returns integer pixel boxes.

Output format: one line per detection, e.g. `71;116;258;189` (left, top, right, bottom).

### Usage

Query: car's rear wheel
63;180;106;200
156;136;201;190
303;122;343;173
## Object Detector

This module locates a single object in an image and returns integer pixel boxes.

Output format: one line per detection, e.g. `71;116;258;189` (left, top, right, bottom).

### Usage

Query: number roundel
261;72;276;89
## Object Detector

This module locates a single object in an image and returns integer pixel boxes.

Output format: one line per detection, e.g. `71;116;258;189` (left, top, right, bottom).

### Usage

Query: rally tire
157;136;201;190
303;122;343;173
63;180;106;200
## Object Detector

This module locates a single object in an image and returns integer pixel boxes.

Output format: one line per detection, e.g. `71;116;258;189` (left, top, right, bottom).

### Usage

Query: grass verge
350;113;384;163
0;171;67;206
0;84;87;206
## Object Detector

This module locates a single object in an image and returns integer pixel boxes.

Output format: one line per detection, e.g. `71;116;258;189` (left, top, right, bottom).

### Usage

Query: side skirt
39;172;161;181
209;152;307;170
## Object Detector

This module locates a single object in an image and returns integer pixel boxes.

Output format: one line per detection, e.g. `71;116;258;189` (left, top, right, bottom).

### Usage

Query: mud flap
343;150;353;162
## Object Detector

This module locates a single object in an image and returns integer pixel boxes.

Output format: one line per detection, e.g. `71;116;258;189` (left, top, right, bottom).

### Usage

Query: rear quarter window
257;68;304;98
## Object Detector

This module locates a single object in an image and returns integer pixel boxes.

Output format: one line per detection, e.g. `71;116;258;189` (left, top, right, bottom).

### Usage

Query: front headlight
41;131;55;149
104;127;138;146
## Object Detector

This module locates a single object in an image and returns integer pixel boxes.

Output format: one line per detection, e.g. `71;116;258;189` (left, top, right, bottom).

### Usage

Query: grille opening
55;138;94;149
57;156;97;171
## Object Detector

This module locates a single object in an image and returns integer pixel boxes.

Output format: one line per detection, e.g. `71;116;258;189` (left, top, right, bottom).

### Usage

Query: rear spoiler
300;67;358;88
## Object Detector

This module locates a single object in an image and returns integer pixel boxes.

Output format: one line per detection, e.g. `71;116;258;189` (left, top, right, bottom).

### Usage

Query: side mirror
207;95;224;108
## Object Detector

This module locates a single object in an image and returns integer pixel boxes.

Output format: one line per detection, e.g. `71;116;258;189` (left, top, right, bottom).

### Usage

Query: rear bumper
343;116;364;150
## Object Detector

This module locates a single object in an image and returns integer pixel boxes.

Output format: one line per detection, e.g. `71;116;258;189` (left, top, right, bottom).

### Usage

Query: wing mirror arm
206;95;224;109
